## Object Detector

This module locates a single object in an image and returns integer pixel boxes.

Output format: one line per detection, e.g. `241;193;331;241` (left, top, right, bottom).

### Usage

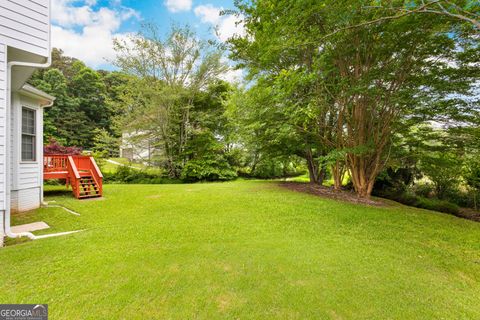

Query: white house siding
0;43;6;211
10;94;42;212
0;42;5;245
0;0;50;57
11;188;40;212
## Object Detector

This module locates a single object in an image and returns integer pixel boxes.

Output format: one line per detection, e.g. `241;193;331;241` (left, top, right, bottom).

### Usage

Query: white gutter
20;84;56;107
3;0;52;240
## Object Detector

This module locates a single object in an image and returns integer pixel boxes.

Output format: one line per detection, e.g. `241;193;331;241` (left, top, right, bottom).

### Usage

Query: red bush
44;138;82;155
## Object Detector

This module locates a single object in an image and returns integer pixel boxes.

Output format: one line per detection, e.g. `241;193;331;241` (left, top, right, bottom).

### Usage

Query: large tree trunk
306;149;325;185
347;152;382;198
332;160;345;191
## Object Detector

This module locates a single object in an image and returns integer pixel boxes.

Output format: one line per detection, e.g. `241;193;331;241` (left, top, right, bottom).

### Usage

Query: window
21;108;36;161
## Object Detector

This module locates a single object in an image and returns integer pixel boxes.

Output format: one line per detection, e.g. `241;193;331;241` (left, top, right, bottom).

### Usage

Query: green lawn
101;157;144;173
101;157;163;175
1;181;480;319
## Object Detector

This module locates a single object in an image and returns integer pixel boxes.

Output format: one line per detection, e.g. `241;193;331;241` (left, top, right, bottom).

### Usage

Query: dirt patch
457;208;480;222
278;182;385;207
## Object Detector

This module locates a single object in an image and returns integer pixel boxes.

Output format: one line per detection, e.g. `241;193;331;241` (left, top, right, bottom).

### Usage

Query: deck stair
44;155;103;199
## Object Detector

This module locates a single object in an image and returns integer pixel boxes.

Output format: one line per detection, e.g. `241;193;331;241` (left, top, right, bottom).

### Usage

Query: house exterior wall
0;42;6;245
0;0;50;57
0;1;50;245
10;93;43;213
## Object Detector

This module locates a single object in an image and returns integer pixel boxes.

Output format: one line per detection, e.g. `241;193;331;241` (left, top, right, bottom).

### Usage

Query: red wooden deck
44;155;103;199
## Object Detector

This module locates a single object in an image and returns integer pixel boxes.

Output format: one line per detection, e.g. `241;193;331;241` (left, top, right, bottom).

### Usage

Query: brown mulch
278;182;385;207
279;182;480;223
457;208;480;222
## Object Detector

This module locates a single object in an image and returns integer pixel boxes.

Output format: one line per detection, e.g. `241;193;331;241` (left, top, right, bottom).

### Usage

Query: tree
29;50;127;149
227;80;314;180
92;128;120;158
112;24;228;178
30;68;93;146
464;157;480;210
358;0;480;30
421;153;463;199
70;61;111;133
229;0;479;197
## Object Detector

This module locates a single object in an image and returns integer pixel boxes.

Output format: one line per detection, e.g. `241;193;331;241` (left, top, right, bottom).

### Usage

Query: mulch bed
280;182;480;222
457;208;480;223
278;182;385;207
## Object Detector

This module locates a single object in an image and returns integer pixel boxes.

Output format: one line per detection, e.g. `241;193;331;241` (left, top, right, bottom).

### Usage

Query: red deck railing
44;154;103;199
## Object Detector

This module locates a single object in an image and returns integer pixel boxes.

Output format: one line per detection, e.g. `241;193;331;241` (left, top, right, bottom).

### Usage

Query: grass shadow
44;188;72;197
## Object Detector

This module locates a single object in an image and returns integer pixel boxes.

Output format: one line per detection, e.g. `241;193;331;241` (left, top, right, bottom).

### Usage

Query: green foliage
112;25;230;179
412;183;435;198
181;158;237;182
31;68;93;146
104;165;177;184
385;191;460;215
464;157;480;209
181;130;237;182
373;167;417;194
414;197;460;216
91;151;108;173
92;128;119;158
465;157;480;191
30;50;123;148
70;61;111;130
229;0;479;196
250;158;306;179
421;153;463;199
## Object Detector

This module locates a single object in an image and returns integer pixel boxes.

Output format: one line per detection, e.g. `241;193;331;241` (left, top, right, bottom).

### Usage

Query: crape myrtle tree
229;0;479;198
228;1;341;185
112;24;229;178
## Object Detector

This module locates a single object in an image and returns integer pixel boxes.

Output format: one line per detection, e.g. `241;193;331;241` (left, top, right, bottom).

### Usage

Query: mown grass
1;181;480;319
101;157;144;174
101;158;163;175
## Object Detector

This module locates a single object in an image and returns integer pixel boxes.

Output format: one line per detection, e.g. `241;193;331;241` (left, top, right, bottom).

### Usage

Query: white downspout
3;0;52;240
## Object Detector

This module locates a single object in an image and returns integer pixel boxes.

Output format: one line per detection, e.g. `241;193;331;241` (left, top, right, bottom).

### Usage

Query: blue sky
51;0;242;76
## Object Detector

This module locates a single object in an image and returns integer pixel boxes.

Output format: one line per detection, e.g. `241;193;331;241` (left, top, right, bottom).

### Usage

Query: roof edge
19;84;56;106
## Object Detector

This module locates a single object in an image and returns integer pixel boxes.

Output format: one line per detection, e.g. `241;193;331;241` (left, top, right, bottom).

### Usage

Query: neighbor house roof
18;84;55;107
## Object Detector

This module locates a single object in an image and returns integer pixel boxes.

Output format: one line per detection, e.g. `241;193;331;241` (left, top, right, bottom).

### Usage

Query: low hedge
103;166;180;184
380;191;460;215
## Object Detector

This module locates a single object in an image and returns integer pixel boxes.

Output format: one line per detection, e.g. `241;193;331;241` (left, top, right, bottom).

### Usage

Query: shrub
181;130;238;182
414;197;460;215
373;167;416;194
104;166;178;184
464;157;480;210
421;153;462;199
181;158;237;182
44;138;82;155
395;191;419;206
251;158;306;179
380;189;460;215
412;183;434;198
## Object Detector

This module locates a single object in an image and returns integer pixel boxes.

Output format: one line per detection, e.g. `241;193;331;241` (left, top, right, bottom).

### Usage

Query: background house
0;0;52;245
120;131;159;163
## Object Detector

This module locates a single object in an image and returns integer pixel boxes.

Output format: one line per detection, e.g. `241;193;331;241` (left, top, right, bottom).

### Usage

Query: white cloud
220;68;244;84
194;4;245;42
219;57;244;84
164;0;192;13
194;4;221;24
216;15;245;42
51;0;139;68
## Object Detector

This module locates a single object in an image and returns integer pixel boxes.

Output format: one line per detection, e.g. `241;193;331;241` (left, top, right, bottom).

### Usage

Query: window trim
21;107;36;162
